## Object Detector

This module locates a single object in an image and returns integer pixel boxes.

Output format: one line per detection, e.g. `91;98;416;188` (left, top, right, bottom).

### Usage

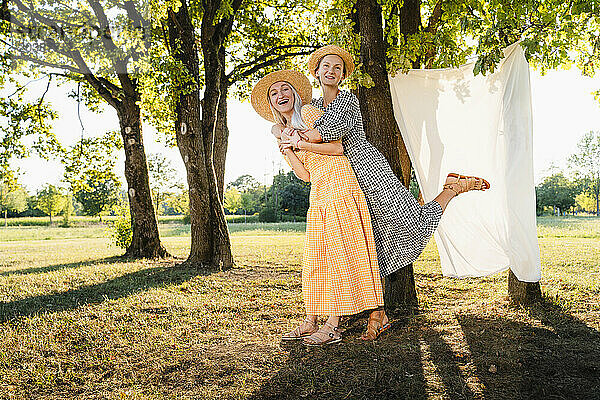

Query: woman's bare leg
433;188;457;213
325;315;340;328
433;173;490;212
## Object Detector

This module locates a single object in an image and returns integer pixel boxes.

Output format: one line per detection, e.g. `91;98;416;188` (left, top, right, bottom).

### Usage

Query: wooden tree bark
168;0;234;270
118;98;169;258
508;269;542;304
214;68;230;201
352;0;419;314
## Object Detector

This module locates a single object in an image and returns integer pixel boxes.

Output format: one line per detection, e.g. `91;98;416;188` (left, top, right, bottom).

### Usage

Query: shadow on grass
0;263;207;323
0;256;123;277
251;298;600;400
250;319;479;400
456;298;600;399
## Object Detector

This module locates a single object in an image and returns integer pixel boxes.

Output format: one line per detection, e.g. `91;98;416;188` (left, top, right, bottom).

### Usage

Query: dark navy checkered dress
312;90;443;276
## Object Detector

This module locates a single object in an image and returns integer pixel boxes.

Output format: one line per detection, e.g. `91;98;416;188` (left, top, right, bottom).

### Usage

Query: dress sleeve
313;91;360;142
301;105;324;129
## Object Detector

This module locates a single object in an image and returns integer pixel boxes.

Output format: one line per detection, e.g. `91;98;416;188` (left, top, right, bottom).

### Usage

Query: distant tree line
3;127;597;225
223;172;310;223
0;160;309;225
536;131;600;216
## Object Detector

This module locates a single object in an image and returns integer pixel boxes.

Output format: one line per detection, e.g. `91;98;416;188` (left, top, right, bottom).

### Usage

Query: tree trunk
168;0;233;270
117;99;169;259
155;191;159;214
199;43;234;270
214;70;229;202
508;269;542;304
595;183;600;217
353;0;419;314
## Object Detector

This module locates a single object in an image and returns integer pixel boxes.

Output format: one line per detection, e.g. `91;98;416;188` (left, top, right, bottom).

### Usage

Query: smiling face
316;54;345;86
268;81;295;116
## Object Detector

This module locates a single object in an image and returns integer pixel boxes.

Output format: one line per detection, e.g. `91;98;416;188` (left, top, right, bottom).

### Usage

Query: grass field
0;217;598;399
0;214;277;227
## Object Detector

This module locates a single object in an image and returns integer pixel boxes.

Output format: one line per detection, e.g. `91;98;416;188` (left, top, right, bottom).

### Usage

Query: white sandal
281;318;318;341
303;322;342;346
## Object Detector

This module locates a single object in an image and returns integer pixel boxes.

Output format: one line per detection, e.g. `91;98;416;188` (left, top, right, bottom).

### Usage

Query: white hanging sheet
388;42;541;282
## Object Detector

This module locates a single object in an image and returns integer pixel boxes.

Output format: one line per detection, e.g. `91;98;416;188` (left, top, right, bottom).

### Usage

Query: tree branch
201;0;221;39
253;0;315;12
214;0;244;42
227;44;320;82
122;0;150;30
6;75;47;98
76;81;86;138
10;37;121;105
425;0;444;33
87;0;136;97
227;49;317;86
8;52;83;74
36;74;52;127
424;0;445;68
97;76;122;97
68;50;122;108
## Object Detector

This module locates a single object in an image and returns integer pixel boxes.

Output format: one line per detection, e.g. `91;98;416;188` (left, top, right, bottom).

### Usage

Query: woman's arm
271;124;285;139
282;130;344;156
301;92;360;143
282;148;310;182
297;140;343;156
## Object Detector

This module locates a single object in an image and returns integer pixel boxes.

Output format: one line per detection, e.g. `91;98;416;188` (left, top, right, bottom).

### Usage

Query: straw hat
251;70;312;122
308;45;355;79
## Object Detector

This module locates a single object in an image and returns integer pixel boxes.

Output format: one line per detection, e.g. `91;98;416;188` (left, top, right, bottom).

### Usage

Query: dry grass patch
0;221;598;399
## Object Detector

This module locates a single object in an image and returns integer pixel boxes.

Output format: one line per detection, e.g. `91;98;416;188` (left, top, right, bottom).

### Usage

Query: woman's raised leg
433;173;490;212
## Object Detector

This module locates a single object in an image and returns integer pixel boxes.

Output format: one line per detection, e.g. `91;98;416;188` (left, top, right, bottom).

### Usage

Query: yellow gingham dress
297;105;383;316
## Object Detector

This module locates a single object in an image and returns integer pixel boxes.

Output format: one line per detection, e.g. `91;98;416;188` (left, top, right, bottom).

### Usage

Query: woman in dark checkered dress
282;45;490;279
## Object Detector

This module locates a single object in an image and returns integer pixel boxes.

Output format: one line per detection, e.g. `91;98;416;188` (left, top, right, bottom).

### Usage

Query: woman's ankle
325;316;340;328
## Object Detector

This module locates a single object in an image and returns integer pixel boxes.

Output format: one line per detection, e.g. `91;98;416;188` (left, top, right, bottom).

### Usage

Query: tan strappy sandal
443;173;490;196
360;310;391;341
303;322;342;346
281;318;318;341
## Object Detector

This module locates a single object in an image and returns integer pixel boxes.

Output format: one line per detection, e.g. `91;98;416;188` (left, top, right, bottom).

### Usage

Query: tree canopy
536;173;580;215
63;132;122;219
569;131;600;215
324;0;599;85
36;184;65;223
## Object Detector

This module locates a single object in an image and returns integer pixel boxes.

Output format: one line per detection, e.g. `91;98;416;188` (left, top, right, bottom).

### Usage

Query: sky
8;66;600;193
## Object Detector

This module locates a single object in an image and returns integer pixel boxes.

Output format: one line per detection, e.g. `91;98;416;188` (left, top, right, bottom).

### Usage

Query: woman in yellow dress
251;70;388;345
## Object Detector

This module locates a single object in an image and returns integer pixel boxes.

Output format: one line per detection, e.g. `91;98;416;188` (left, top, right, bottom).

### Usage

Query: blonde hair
268;83;308;130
